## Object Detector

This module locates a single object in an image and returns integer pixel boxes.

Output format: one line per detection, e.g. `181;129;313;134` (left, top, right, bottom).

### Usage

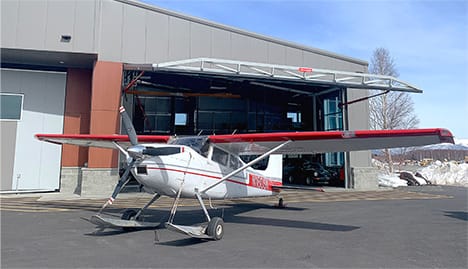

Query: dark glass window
0;93;23;120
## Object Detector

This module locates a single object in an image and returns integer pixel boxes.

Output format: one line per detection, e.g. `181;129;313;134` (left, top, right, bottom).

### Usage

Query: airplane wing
208;128;454;155
35;134;171;149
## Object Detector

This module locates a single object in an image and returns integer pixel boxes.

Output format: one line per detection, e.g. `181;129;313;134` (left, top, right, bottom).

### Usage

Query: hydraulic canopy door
122;58;423;188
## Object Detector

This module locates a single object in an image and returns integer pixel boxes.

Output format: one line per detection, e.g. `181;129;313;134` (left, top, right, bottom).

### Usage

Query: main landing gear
89;193;162;230
165;188;224;240
90;186;224;240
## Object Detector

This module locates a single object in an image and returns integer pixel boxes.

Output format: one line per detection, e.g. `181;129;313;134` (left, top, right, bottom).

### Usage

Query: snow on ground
419;161;468;186
372;159;468;187
378;174;408;188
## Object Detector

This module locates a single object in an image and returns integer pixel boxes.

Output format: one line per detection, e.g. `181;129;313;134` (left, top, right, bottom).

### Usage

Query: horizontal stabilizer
272;185;325;192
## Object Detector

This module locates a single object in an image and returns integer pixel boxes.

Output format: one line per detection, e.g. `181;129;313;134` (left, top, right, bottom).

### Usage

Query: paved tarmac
1;186;467;268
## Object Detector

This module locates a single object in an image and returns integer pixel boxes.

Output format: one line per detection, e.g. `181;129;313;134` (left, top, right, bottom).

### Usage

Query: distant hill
372;139;468;162
419;143;468;151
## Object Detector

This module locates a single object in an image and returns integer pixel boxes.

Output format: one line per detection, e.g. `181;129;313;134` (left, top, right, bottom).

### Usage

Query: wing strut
201;140;292;194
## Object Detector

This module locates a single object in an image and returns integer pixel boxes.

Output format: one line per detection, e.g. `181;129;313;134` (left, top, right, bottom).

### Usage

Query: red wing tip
437;128;455;144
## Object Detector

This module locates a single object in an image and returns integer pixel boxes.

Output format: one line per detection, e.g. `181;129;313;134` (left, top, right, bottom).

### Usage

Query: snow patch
378;174;407;188
373;159;468;187
419;161;468;186
454;138;468;147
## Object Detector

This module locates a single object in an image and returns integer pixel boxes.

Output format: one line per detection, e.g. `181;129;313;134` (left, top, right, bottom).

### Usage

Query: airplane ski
165;223;213;239
89;215;160;229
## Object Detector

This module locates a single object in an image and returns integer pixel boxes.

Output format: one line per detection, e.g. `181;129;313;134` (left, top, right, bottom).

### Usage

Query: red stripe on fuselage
146;166;281;191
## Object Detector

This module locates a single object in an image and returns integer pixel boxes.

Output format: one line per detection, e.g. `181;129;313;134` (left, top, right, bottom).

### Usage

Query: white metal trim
149;58;422;93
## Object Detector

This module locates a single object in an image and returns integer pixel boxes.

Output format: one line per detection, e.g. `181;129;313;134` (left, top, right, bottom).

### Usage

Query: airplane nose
127;145;145;159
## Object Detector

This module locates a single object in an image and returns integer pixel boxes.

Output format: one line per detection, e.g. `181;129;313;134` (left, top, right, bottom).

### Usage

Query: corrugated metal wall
0;0;371;170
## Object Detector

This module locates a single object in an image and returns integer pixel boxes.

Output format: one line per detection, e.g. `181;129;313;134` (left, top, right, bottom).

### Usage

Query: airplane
36;106;454;240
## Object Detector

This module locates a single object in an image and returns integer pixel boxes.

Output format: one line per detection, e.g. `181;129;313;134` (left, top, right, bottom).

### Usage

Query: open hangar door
121;58;421;188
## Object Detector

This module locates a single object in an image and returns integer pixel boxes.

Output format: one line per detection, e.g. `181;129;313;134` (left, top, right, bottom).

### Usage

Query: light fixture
60;35;71;43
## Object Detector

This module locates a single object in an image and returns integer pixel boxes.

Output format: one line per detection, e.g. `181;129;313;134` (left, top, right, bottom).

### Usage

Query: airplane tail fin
262;154;283;182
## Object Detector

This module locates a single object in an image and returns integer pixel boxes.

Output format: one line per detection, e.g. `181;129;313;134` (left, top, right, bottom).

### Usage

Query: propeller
120;106;138;146
98;106;141;214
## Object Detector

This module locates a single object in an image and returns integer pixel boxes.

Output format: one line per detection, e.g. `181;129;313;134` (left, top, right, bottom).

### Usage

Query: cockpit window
212;147;229;166
239;155;269;170
229;155;242;170
169;136;209;156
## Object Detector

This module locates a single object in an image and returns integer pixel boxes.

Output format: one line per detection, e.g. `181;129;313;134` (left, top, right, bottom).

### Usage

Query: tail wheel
288;175;294;183
305;176;312;185
206;217;224;240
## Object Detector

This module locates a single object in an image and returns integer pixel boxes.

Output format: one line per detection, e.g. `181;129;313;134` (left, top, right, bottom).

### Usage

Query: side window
239;155;269;170
229;155;242;170
212;147;229;166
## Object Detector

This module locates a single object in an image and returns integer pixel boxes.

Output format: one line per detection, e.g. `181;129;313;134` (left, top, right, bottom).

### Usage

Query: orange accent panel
90;61;123;111
62;69;92;167
89;110;120;135
88;61;123;168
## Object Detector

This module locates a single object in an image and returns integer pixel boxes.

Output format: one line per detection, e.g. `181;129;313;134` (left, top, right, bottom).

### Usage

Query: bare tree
369;48;419;172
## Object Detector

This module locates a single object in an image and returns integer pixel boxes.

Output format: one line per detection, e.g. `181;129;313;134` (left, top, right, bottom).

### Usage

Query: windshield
169;136;210;156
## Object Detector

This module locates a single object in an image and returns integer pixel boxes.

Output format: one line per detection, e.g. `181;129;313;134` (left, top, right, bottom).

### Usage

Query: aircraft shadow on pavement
444;211;468;221
83;203;359;244
156;237;207;247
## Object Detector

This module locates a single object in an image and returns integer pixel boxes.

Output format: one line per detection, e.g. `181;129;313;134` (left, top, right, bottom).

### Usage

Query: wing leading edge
36;128;453;155
35;134;171;149
208;128;454;155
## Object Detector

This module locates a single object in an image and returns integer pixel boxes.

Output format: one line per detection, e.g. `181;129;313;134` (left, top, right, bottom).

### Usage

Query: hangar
0;0;419;194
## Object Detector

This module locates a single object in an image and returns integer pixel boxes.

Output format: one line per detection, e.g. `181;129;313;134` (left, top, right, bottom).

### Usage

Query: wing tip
438;128;454;144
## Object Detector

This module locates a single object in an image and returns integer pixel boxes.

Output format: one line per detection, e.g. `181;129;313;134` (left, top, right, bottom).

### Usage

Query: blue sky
141;0;467;139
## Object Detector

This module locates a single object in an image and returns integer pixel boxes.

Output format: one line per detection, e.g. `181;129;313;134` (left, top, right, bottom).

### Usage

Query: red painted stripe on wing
35;134;171;143
208;128;453;143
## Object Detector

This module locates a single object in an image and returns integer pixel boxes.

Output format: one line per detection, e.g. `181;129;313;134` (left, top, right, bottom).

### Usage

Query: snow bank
378;174;407;187
419;161;468;186
373;158;468;187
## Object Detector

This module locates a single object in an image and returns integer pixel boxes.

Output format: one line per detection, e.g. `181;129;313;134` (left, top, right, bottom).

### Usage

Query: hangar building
0;0;419;194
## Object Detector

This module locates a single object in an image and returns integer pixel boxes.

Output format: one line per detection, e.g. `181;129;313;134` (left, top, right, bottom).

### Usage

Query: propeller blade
119;106;138;146
98;159;136;214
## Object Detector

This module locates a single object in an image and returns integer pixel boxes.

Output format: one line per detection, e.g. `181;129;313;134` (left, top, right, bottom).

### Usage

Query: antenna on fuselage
197;130;204;136
231;129;237;135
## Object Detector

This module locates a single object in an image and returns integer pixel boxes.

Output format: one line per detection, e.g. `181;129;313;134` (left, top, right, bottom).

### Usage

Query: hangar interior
120;59;372;187
120;58;421;188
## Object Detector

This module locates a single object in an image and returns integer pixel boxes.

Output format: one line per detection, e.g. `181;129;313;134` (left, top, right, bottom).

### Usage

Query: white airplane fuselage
130;144;282;199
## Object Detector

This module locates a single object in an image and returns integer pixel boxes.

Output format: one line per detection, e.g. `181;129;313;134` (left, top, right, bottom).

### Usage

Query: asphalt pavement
1;186;467;268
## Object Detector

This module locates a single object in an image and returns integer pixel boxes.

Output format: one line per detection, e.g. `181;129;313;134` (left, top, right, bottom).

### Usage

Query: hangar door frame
122;58;423;188
125;57;422;93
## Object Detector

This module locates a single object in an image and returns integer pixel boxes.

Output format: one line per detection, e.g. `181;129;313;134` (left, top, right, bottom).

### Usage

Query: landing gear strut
165;189;224;240
89;193;162;231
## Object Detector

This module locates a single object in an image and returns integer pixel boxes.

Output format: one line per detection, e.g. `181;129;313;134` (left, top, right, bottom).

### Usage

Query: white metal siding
1;69;66;191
